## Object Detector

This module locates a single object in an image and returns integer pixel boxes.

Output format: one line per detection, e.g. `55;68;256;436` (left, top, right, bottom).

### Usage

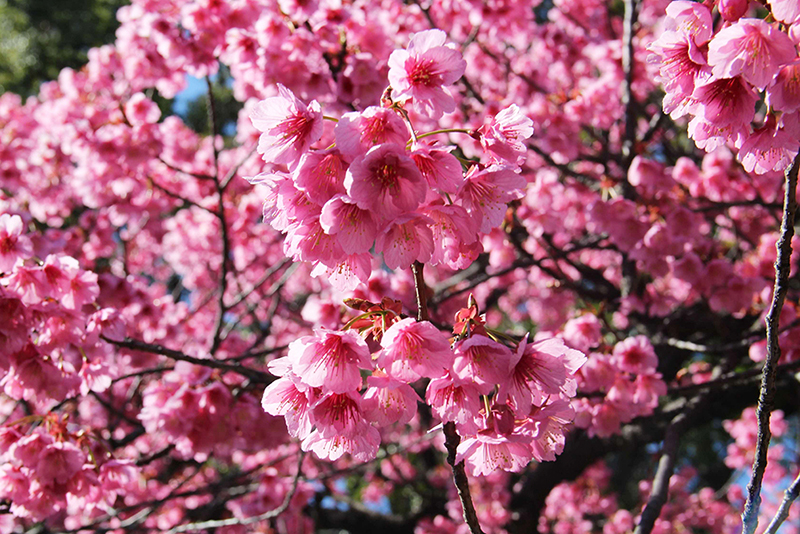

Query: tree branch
166;451;305;532
205;73;233;356
103;336;272;383
634;396;702;534
411;261;485;534
741;153;800;534
763;471;800;534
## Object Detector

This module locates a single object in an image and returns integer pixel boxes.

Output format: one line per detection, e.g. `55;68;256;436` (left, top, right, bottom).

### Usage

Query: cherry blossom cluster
263;295;586;475
650;0;800;174
0;420;139;524
248;29;531;291
570;327;667;438
0;214;124;403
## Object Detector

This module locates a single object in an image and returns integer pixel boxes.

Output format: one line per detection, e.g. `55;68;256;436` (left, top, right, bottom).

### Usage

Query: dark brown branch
411;261;484;534
634;396;702;534
206;73;233;356
741;153;800;534
412;261;430;322
103;336;272;384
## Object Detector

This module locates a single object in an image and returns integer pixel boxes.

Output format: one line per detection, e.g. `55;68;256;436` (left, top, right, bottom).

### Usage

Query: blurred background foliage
0;0;241;139
0;0;127;96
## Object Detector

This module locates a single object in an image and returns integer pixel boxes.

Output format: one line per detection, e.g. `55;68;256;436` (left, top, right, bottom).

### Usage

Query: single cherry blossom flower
479;104;535;165
345;144;426;220
310;252;373;292
301;426;380;462
737;117;799;175
288;328;372;393
319;195;378;255
410;143;464;194
453;334;513;386
456;164;526;233
362;372;421;426
767;59;800;113
423;203;480;270
374;214;435;270
292;148;348;205
334;107;409;159
377;317;454;382
426;371;485;434
0;214;32;273
611;335;658;374
690;75;758;128
250;84;323;167
388;29;467;119
664;0;714;45
261;375;315;439
707;19;797;90
456;431;533;476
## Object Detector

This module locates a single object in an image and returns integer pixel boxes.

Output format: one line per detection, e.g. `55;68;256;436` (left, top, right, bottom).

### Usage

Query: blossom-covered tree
1;1;800;533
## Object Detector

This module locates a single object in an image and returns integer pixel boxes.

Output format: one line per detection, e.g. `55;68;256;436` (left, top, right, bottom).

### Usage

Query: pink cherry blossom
737;118;799;175
453;335;513;386
319;195;378;255
362;372;421;426
292;148;348;205
344;144;426;220
456;164;526;233
334;107;410;159
456;432;533;477
261;375;315;439
767;59;800;113
301;425;380;462
690;75;758;127
374;214;435;270
388;29;467;119
377;317;454;382
611;336;658;374
410;143;464;194
289;328;372;393
250;84;324;167
423;203;480;270
426;372;485;434
498;335;586;416
479;104;535;165
0;214;32;272
718;0;749;22
707;19;797;90
769;0;800;24
664;0;714;45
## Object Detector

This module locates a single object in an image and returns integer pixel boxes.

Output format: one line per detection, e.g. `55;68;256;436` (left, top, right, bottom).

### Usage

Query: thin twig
668;358;800;396
763;471;800;534
166;450;305;532
741;153;800;534
156;156;215;182
220;145;258;191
